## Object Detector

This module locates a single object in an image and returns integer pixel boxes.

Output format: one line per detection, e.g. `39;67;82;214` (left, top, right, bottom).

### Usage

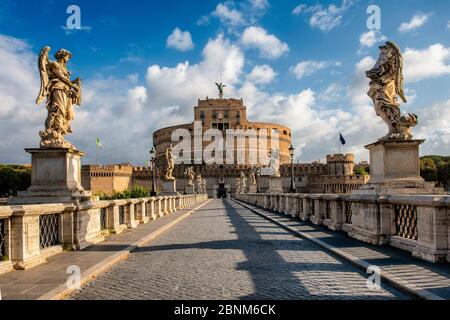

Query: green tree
0;165;31;197
420;158;438;182
354;167;369;176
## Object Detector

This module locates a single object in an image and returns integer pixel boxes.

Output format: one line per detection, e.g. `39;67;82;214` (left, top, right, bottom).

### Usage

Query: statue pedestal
248;183;257;193
185;184;196;195
353;139;444;195
259;176;283;193
8;148;92;205
160;179;179;196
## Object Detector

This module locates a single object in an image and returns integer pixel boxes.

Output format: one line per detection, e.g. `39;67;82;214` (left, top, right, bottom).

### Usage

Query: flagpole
338;133;341;154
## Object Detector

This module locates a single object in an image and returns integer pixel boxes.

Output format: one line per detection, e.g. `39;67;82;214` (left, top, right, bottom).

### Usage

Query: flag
339;133;346;145
96;137;103;149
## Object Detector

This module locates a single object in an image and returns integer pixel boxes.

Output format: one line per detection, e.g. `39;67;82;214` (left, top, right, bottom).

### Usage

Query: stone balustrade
0;194;208;275
234;193;450;263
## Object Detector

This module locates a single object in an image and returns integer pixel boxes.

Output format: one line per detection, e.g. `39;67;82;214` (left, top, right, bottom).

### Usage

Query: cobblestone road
71;199;408;300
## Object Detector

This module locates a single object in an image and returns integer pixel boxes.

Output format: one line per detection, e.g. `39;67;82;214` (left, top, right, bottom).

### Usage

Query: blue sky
0;0;449;165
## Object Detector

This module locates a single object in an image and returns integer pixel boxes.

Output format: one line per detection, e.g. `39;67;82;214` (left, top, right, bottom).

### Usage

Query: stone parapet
0;193;208;275
234;192;450;263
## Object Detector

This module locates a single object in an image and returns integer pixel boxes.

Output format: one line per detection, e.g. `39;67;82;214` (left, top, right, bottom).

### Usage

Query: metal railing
0;219;6;260
100;208;107;230
39;214;59;249
119;206;125;225
395;204;418;240
345;201;352;224
325;201;331;220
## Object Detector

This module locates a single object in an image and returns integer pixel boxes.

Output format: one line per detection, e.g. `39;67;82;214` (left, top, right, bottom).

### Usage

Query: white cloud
147;34;244;108
213;3;245;27
202;0;269;32
249;0;269;10
166;28;194;52
1;33;449;167
246;65;276;84
448;20;450;29
359;30;386;48
292;0;355;32
290;60;341;79
399;13;431;33
0;34;42;163
241;26;289;59
415;99;450;156
403;44;450;82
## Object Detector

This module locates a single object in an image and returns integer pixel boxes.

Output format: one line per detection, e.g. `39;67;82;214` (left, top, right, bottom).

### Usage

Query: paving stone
71;199;407;300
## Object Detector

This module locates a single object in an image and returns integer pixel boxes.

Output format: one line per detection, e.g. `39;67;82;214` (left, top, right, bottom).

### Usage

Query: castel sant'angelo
82;86;368;197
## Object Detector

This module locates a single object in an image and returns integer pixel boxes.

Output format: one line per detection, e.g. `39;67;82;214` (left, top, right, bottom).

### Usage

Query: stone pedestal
9;148;92;205
160;179;179;196
266;176;283;193
353;139;444;196
248;183;257;193
185;184;196;195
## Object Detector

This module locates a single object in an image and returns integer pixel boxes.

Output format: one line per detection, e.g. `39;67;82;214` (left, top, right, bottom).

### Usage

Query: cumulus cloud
245;65;276;84
166;28;194;51
1;32;449;166
399;13;431;33
213;3;245;27
0;34;42;163
201;0;269;32
290;60;341;79
292;0;355;32
403;44;450;82
359;30;386;48
147;33;244;108
415;99;450;156
241;26;289;59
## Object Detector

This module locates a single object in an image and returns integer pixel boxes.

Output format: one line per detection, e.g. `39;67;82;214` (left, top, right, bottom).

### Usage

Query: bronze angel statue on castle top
366;41;417;141
36;46;82;149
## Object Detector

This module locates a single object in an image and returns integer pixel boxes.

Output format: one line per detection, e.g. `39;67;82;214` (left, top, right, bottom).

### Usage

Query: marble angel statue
366;41;417;140
36;47;82;148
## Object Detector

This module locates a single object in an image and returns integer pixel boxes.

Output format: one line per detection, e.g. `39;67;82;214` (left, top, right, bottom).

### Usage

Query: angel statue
239;171;247;192
196;174;203;193
268;148;281;177
248;166;258;185
201;177;207;194
164;144;176;180
36;46;82;149
215;82;226;99
366;41;417;141
184;166;195;186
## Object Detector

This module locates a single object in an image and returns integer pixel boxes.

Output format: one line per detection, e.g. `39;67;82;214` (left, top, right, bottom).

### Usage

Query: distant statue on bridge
366;41;417;141
268;148;281;177
184;166;195;186
248;166;258;185
36;46;82;149
164;144;176;180
240;171;247;193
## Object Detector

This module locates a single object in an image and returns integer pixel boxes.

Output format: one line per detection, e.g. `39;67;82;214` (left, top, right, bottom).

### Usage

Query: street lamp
289;145;296;193
149;147;157;197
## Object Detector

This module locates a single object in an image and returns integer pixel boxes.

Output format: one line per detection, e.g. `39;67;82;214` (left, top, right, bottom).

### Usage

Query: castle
82;93;368;197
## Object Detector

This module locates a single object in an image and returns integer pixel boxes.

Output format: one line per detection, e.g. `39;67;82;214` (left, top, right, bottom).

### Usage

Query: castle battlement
326;154;355;163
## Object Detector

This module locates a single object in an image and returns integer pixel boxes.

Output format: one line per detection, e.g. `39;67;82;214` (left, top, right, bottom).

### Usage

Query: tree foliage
0;165;31;197
100;186;150;200
420;156;450;190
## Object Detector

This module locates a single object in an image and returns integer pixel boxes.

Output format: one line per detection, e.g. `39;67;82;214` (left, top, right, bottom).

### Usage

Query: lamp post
149;147;157;197
289;145;296;193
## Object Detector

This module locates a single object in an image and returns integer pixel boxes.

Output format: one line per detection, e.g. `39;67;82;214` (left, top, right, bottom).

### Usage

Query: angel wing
36;46;51;105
